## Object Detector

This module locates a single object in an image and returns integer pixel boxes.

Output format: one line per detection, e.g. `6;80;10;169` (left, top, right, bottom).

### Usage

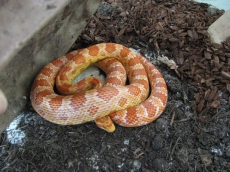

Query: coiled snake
30;43;167;132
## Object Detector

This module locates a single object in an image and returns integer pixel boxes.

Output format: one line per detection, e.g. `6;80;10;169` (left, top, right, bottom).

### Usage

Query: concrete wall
0;0;101;133
208;10;230;44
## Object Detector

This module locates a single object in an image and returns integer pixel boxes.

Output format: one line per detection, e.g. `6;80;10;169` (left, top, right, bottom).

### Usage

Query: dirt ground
1;0;230;171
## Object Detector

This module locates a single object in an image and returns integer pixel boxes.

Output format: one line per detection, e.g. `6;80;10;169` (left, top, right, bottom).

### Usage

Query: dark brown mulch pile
1;0;230;172
74;0;230;116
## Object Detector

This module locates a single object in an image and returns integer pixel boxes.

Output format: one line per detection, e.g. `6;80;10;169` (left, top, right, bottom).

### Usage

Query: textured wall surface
208;10;230;44
0;0;101;133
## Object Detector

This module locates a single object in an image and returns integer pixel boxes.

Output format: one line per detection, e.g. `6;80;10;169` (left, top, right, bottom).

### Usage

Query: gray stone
133;159;142;170
152;135;164;150
225;145;230;157
0;0;101;134
152;158;170;171
208;10;230;44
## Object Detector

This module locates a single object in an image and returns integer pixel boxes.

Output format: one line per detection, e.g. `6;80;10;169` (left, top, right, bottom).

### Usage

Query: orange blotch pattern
118;97;127;107
119;47;129;58
131;68;147;77
105;43;116;54
97;87;119;102
109;66;126;75
104;58;117;66
133;79;149;90
31;79;50;92
125;108;138;124
127;85;141;96
56;83;71;94
49;96;63;111
74;54;86;64
127;58;138;66
143;101;157;118
70;93;87;111
35;89;53;105
58;66;72;81
36;79;51;87
65;52;76;60
88;46;99;56
52;59;64;67
40;67;53;77
155;82;167;89
148;64;157;71
106;77;123;85
152;73;163;79
153;92;168;104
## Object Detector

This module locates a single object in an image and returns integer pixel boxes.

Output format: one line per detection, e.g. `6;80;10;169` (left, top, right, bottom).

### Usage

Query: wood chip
221;71;230;79
207;86;218;101
209;100;221;108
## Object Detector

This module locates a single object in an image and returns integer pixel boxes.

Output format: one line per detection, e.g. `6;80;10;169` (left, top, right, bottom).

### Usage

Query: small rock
225;145;230;157
148;150;156;159
155;118;169;132
133;160;142;171
152;158;170;171
207;5;218;15
152;135;164;150
101;161;110;171
87;135;96;142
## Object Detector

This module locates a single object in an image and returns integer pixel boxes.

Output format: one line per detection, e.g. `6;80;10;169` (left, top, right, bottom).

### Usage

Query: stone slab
208;10;230;44
0;0;101;134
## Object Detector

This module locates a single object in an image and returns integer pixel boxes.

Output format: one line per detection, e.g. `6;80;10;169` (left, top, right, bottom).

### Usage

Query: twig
173;118;190;123
169;137;180;161
170;111;175;126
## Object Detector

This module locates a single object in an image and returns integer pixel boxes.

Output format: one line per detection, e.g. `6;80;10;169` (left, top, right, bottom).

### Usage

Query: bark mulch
0;0;230;171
